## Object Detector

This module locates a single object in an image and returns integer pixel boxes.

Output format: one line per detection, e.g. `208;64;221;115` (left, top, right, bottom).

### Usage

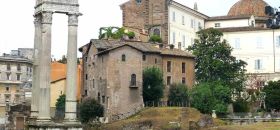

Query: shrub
233;98;249;113
168;83;189;106
126;31;135;39
80;98;104;123
149;35;162;43
55;94;65;119
143;67;164;103
190;82;231;115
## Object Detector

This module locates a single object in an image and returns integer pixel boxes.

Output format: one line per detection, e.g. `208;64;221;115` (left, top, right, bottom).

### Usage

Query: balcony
129;81;142;88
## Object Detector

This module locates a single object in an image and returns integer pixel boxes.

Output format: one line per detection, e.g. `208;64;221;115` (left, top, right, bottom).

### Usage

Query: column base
28;121;83;130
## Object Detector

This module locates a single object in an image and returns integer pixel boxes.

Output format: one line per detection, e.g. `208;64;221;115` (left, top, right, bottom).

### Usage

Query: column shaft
31;15;42;118
65;14;79;121
38;12;52;121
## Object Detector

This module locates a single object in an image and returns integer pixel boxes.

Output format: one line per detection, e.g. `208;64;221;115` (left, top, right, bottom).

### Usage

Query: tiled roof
228;0;269;17
218;27;271;32
51;62;67;83
92;40;195;58
207;15;251;21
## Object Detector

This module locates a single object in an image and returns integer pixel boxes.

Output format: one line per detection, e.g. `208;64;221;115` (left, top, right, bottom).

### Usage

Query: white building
121;0;280;83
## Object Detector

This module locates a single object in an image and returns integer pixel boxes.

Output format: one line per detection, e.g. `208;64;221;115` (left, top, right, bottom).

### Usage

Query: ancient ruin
29;0;82;129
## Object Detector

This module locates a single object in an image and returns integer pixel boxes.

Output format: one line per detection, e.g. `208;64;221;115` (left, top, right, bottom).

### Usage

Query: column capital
68;13;81;26
34;15;42;25
42;12;53;24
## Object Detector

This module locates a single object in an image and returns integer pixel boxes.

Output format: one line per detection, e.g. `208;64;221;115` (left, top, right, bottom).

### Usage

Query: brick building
79;39;195;121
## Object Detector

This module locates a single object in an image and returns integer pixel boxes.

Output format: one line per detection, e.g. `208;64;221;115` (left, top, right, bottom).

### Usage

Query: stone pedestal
28;121;82;130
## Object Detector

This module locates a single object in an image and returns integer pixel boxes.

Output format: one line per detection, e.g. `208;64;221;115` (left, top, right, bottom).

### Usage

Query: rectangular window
256;37;263;48
102;96;105;103
172;11;176;22
182;77;186;84
85;74;88;80
182;35;186;48
167;61;171;72
255;59;263;70
234;38;241;49
167;76;171;85
17;64;21;71
198;22;201;29
6;73;11;80
6;87;9;91
7;64;11;71
276;36;280;47
182;62;186;73
172;32;176;44
143;55;146;61
215;23;221;28
93;79;95;88
191;19;194;28
17;74;20;81
155;58;158;64
182;15;185;25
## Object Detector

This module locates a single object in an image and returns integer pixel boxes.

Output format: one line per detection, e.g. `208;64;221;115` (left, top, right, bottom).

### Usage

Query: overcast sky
0;0;279;59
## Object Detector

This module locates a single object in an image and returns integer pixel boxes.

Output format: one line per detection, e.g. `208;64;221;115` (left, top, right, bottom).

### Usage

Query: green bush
143;67;164;103
55;94;65;119
168;83;188;106
149;35;162;43
190;82;231;115
233;98;249;113
263;80;280;111
126;31;135;39
80;98;104;123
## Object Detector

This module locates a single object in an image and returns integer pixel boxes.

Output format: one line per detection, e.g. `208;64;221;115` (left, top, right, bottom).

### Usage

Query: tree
55;94;65;119
99;26;119;39
168;83;189;106
263;80;280;111
187;28;247;94
99;27;136;40
58;55;67;64
143;67;164;103
80;98;104;123
149;35;162;43
191;82;231;115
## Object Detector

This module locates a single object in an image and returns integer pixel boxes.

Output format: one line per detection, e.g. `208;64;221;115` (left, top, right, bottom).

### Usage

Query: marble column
37;11;53;121
65;14;79;122
31;15;42;118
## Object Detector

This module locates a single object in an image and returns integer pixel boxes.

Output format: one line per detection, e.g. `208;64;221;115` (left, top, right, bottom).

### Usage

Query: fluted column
37;11;53;121
31;15;42;118
65;14;79;122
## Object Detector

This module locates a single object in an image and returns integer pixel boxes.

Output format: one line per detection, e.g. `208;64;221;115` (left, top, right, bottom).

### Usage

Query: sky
0;0;279;59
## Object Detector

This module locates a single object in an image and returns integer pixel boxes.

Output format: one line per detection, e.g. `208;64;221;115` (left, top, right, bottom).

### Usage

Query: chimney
194;2;198;11
169;44;174;50
178;42;182;50
158;44;164;49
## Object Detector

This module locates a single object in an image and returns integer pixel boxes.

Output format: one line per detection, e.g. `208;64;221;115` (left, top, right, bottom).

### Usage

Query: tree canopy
143;67;164;103
99;27;135;40
263;80;280;111
187;28;247;93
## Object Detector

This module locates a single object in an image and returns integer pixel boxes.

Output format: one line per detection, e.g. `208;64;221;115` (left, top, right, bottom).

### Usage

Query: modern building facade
79;39;195;121
121;0;280;84
0;49;33;116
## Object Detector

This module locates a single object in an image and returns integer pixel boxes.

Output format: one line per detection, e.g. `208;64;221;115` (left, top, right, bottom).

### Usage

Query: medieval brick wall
121;0;169;44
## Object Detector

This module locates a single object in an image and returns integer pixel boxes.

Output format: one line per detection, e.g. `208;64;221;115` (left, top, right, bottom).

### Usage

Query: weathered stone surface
197;115;214;128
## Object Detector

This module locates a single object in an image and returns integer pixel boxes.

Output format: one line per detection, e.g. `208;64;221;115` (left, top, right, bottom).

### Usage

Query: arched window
122;54;126;62
136;0;142;4
153;28;160;36
131;74;136;86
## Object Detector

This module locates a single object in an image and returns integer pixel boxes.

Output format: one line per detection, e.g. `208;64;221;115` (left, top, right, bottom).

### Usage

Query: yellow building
50;62;82;115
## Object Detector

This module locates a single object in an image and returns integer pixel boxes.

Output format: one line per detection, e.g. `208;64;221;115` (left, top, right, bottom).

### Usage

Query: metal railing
144;101;189;107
